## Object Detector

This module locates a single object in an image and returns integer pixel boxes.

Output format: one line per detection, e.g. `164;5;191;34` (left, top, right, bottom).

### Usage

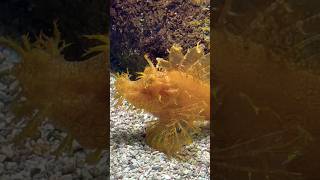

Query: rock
1;145;14;159
6;161;17;170
72;141;82;152
4;50;20;64
80;169;93;179
89;168;100;177
0;64;13;76
0;91;11;102
0;120;5;129
8;80;19;92
1;75;15;85
60;174;73;180
163;174;171;179
129;164;136;170
182;169;190;175
49;175;60;180
151;166;163;171
0;135;5;143
30;168;41;178
4;113;14;123
62;164;75;175
0;154;6;162
10;172;24;179
0;101;4;111
0;163;4;174
0;82;7;91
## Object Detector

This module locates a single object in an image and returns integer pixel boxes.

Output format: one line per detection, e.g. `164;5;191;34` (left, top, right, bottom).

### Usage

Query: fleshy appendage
145;118;199;156
145;102;208;155
114;43;210;156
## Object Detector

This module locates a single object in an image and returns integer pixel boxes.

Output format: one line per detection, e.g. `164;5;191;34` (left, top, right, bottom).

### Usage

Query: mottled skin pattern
115;44;210;155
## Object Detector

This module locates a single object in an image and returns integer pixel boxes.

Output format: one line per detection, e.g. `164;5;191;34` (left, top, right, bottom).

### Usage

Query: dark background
0;0;108;61
213;0;320;179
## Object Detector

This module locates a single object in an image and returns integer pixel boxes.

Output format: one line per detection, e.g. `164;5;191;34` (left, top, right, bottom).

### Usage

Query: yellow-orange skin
115;65;210;155
116;68;210;120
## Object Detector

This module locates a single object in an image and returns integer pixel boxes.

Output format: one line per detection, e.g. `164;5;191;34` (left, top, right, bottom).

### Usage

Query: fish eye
146;75;155;83
150;75;156;81
176;127;182;133
143;75;155;87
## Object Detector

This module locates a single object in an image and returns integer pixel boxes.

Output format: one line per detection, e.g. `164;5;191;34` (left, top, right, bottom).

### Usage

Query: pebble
81;169;93;179
6;162;18;170
9;80;19;92
0;154;6;162
30;168;41;177
0;121;5;129
0;91;10;102
0;65;12;76
10;172;24;179
60;174;73;180
0;163;4;174
1;145;14;159
0;82;6;91
152;166;163;171
163;174;171;179
62;164;75;175
0;101;4;111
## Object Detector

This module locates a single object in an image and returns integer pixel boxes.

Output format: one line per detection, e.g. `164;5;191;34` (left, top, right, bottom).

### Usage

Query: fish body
0;24;108;156
115;44;210;155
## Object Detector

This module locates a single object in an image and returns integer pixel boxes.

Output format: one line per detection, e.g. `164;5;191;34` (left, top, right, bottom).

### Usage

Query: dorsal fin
156;43;210;81
144;54;156;72
168;44;184;67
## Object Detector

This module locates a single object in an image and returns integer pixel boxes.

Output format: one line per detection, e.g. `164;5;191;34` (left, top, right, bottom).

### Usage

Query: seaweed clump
111;0;210;74
115;43;210;155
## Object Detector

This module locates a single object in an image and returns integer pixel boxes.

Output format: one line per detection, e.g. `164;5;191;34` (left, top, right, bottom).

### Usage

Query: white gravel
110;75;210;180
0;46;108;180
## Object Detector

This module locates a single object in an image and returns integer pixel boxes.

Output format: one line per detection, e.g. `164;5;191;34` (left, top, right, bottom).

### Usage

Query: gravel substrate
110;76;210;180
0;46;108;180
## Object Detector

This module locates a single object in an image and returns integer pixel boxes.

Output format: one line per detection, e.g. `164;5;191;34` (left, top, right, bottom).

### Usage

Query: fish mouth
114;73;143;103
